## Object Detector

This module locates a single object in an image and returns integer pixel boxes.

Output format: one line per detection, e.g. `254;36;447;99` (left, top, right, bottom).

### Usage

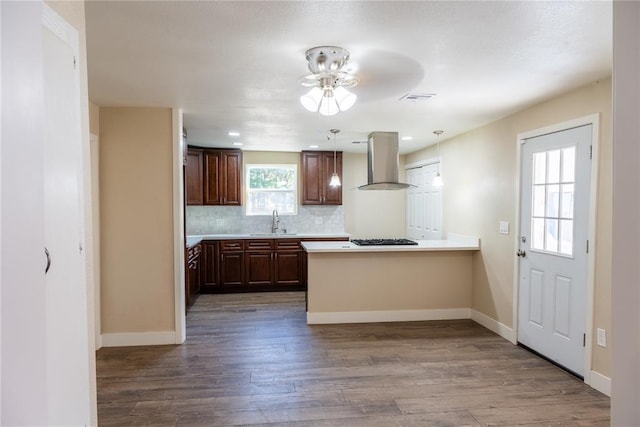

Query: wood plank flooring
97;292;610;426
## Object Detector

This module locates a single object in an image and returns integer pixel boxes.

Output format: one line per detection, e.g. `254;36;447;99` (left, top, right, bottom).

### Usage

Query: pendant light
329;129;341;187
433;130;444;186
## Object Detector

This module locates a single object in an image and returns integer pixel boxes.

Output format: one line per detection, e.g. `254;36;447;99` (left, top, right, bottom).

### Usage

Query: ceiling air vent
399;93;436;102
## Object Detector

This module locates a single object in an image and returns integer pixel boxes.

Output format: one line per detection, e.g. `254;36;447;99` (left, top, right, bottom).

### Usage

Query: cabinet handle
45;247;51;274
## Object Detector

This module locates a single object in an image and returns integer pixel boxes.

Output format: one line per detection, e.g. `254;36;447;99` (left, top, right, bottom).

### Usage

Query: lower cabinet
275;239;303;286
219;240;244;286
185;243;202;309
200;236;347;293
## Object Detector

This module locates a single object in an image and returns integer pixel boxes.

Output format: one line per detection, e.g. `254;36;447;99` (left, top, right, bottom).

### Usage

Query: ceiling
85;1;612;154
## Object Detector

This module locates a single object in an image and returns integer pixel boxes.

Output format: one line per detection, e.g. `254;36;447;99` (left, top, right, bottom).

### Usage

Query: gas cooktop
351;238;418;246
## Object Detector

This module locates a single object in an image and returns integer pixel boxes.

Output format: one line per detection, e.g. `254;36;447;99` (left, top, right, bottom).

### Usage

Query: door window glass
530;147;576;256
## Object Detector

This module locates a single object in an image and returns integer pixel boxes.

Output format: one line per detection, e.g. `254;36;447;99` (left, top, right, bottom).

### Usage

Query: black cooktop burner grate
351;238;418;246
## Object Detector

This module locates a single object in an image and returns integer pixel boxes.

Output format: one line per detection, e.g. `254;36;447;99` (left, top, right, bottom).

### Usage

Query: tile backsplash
186;205;345;235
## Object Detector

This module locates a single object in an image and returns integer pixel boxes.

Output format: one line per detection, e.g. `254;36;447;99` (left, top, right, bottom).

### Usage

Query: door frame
513;113;600;386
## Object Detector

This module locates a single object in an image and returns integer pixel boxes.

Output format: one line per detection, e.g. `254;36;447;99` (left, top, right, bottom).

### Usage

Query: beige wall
343;152;407;238
100;107;175;333
89;101;99;135
307;251;473;313
406;79;612;377
611;1;640;421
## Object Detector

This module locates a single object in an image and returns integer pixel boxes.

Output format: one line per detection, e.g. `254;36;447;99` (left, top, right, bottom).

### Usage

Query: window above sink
245;164;298;216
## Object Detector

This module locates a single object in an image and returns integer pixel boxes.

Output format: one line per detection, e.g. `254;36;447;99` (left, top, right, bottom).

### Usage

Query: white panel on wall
406;163;442;240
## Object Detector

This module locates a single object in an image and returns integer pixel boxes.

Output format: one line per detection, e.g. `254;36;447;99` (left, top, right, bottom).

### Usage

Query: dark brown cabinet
274;239;303;286
219;240;244;286
200;237;348;293
186;243;202;309
204;150;242;206
301;151;342;205
202;241;218;291
245;239;275;286
185;148;204;205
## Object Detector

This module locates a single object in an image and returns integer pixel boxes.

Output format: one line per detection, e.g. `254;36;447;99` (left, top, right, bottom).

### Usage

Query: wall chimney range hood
358;131;413;190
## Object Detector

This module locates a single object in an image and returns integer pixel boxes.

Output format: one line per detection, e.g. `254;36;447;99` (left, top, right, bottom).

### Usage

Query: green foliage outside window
249;167;295;190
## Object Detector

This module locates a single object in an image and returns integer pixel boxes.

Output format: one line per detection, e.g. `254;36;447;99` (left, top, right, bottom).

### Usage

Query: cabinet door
323;152;342;205
245;252;274;286
202;241;218;288
203;151;222;205
220;252;244;286
185;148;203;205
275;251;303;285
301;151;323;205
222;151;242;206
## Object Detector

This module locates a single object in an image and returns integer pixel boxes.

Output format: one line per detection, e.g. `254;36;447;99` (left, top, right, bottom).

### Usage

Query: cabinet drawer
246;239;275;250
275;239;302;250
220;240;244;251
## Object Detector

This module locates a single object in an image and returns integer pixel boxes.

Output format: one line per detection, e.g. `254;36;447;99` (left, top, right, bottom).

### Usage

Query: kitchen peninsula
302;234;480;324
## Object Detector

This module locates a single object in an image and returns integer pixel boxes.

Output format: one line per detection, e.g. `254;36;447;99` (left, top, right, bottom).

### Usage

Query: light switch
499;221;510;235
597;328;607;347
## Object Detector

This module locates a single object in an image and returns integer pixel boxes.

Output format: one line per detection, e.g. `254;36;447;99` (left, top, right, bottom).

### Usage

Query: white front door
518;124;592;376
407;163;442;240
42;4;92;424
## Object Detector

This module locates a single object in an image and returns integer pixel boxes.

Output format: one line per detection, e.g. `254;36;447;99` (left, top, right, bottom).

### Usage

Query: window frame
245;163;298;216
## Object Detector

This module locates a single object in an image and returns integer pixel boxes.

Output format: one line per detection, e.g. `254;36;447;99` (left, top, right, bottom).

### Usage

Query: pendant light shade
329;129;341;187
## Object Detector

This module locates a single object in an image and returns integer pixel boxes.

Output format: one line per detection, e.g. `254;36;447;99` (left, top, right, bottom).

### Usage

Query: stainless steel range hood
358;131;412;190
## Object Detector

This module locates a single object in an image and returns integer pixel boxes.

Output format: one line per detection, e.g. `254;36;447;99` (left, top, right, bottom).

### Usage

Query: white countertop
302;235;480;253
186;233;350;247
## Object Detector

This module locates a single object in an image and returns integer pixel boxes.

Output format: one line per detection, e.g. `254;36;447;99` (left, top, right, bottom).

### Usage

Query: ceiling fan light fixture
299;46;358;116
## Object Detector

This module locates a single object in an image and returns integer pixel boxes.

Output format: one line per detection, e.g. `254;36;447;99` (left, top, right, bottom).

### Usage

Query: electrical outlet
597;328;607;347
499;221;510;235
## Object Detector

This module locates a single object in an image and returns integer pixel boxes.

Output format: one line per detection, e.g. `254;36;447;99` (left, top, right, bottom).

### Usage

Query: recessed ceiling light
228;131;240;137
232;142;243;146
401;136;413;141
309;145;319;148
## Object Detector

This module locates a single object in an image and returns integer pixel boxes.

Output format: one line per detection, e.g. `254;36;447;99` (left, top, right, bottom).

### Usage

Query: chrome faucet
271;209;280;233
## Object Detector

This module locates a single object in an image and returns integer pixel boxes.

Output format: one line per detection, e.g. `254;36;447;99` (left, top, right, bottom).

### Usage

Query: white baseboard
101;331;176;347
307;308;471;324
588;370;611;396
471;309;517;343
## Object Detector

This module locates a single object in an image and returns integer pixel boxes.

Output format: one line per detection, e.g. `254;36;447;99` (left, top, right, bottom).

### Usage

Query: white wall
611;1;640;423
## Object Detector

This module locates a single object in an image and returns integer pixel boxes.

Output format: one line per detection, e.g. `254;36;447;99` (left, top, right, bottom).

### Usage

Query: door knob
516;249;526;257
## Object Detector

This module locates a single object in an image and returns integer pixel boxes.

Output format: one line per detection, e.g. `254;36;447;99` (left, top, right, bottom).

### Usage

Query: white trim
172;109;186;344
307;308;471;324
514;113;600;385
471;310;517;344
101;331;176;348
589;370;611;397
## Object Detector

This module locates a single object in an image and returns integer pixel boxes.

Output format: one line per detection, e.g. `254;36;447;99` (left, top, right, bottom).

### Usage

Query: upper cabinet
185;148;204;205
185;147;242;206
204;150;242;206
301;151;342;205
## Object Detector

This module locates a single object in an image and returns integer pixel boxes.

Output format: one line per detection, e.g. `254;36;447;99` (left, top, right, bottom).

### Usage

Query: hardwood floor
97;292;610;426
